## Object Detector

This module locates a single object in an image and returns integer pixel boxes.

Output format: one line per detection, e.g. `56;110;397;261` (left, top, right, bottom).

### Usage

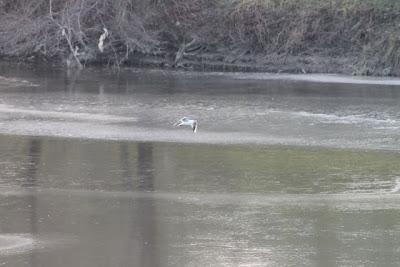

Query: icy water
1;66;400;266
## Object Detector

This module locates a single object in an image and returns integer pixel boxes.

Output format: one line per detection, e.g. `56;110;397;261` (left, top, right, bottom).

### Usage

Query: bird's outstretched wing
173;117;190;126
173;118;183;126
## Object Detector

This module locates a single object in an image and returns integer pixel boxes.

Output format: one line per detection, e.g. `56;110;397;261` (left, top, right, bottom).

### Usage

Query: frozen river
1;66;400;266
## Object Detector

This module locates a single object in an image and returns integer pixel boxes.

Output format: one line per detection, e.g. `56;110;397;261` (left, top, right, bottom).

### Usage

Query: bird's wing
173;119;182;126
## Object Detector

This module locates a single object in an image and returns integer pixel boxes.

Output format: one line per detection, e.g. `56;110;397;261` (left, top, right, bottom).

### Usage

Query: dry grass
224;0;400;74
0;0;400;74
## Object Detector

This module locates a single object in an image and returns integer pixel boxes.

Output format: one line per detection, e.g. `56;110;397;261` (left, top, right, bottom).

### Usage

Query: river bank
1;0;400;76
122;51;358;75
0;51;379;76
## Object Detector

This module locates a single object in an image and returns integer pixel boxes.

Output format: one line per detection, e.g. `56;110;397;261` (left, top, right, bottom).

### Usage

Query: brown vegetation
1;0;400;75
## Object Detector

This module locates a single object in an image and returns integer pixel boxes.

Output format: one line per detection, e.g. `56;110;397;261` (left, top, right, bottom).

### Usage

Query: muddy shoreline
0;52;369;77
128;52;360;75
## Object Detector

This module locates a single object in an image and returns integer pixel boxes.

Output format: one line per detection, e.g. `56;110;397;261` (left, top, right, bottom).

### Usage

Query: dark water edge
0;52;365;77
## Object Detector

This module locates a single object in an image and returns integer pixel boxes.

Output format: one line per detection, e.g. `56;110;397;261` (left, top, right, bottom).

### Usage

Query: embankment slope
1;0;400;75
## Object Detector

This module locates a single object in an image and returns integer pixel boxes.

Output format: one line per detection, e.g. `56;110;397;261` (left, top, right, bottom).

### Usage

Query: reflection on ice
0;234;35;255
391;177;400;193
0;75;39;88
2;187;400;211
270;109;399;128
234;73;400;85
0;104;136;123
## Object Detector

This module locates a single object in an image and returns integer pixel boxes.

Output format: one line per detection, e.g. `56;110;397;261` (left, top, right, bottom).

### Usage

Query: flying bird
174;117;198;133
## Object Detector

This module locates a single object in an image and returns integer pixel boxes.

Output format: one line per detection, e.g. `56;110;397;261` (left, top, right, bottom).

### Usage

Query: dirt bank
1;0;400;76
